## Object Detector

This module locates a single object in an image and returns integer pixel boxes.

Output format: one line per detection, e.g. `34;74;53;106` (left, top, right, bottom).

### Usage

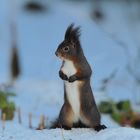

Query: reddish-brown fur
52;24;107;131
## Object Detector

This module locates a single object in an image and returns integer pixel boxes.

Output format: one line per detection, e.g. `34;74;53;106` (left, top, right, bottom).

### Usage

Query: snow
0;0;140;139
0;123;140;140
0;80;138;140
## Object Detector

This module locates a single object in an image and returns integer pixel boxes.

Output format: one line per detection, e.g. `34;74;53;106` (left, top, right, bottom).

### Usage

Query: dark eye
63;46;69;52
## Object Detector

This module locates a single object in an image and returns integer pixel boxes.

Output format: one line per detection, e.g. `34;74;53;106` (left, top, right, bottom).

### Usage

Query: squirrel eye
63;46;69;52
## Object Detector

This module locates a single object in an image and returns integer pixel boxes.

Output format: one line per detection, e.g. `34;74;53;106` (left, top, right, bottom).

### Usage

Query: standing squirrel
52;24;106;131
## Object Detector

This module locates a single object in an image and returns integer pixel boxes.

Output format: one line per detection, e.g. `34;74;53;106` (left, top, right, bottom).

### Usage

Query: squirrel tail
50;119;59;129
50;119;72;130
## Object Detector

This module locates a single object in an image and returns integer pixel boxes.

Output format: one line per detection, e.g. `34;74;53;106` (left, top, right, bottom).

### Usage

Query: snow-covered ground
0;0;140;139
0;123;140;140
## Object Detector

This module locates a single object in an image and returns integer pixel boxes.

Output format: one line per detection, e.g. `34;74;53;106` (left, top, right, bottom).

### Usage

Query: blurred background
0;0;140;129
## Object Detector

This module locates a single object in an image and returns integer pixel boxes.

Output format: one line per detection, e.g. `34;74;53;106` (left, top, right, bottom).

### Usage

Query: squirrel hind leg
94;124;107;132
50;119;72;130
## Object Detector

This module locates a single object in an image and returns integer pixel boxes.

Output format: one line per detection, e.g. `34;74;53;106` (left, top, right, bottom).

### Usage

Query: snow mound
0;123;140;140
94;128;140;140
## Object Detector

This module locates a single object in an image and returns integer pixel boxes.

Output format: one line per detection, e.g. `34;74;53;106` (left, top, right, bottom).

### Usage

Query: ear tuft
64;23;81;42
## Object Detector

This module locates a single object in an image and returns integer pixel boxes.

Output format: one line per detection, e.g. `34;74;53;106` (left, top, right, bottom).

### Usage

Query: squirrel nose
55;51;58;56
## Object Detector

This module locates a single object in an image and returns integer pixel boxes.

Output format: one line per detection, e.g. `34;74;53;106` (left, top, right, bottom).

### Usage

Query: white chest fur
61;60;76;78
61;60;81;122
65;81;80;122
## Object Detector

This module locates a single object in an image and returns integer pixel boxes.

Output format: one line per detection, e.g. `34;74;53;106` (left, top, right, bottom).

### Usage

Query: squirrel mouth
55;51;59;57
55;52;64;60
58;55;64;60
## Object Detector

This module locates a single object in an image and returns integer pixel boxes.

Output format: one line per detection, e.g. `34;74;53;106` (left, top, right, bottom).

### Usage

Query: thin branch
2;113;6;130
17;107;22;124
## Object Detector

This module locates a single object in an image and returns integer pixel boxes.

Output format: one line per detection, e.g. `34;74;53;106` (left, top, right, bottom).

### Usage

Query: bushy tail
50;119;60;129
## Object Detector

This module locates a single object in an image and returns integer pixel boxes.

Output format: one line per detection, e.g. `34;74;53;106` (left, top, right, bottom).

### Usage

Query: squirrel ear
65;24;74;40
65;24;81;42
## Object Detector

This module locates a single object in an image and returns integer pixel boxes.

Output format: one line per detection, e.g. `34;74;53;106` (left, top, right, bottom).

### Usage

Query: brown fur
52;24;107;131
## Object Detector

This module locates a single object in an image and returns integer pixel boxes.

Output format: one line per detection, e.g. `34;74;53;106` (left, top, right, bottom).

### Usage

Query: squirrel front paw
68;75;77;83
59;71;68;81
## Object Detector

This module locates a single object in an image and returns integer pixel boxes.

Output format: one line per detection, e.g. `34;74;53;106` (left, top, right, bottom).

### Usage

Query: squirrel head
55;24;83;61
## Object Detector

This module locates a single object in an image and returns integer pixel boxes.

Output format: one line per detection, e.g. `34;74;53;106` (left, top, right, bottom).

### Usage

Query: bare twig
100;69;117;91
59;123;66;140
2;113;6;130
37;115;45;130
17;107;22;124
8;0;20;85
60;128;66;140
29;112;32;129
10;46;20;82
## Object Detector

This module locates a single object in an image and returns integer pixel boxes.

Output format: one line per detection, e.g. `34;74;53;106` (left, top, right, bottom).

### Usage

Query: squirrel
52;24;106;131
